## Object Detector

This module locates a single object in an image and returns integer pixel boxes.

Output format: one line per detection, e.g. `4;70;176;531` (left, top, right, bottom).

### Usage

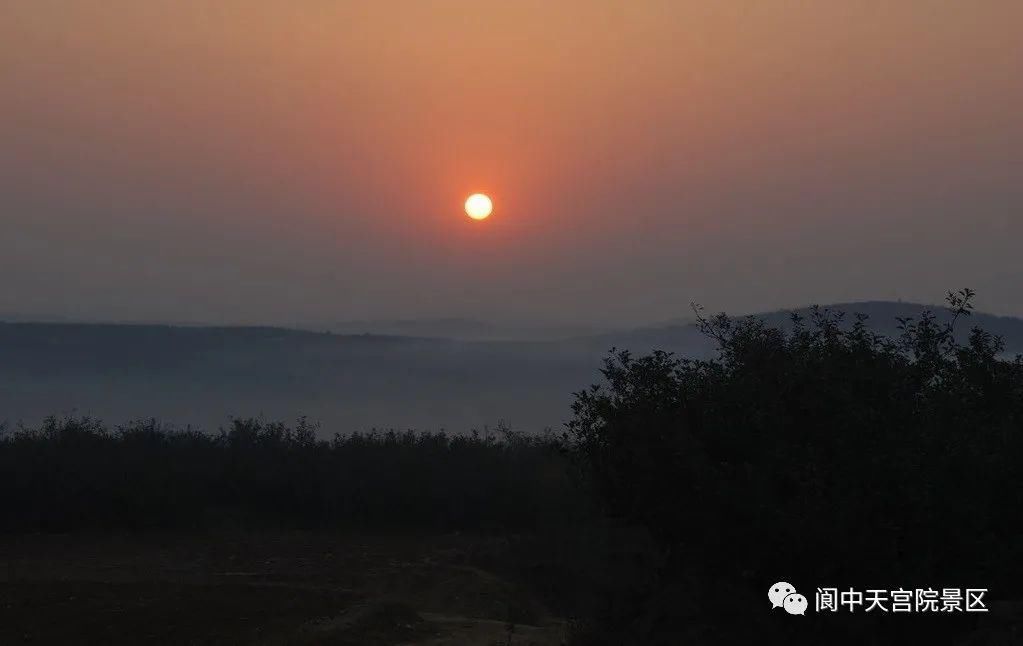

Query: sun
464;193;493;220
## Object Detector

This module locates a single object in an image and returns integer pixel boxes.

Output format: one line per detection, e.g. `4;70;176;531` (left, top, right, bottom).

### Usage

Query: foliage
565;289;1023;644
0;418;578;533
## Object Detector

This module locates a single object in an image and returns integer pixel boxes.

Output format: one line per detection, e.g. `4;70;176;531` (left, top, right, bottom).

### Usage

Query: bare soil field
0;531;567;645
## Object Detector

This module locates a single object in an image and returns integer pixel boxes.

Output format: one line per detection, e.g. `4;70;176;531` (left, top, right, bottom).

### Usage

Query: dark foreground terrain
3;530;1022;646
0;531;568;645
4;294;1023;644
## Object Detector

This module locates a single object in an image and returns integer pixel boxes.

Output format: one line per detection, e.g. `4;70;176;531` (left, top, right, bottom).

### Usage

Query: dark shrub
565;290;1023;644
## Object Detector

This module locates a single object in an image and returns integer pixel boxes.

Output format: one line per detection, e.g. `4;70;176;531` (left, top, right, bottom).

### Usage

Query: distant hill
323;318;496;339
574;301;1023;356
318;318;605;341
1;301;1019;433
763;300;1023;342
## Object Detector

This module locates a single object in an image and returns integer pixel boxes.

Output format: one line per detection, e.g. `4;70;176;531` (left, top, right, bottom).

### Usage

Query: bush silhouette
565;289;1023;644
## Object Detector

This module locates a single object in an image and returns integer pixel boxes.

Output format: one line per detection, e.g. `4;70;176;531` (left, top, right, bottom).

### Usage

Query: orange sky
1;1;1021;325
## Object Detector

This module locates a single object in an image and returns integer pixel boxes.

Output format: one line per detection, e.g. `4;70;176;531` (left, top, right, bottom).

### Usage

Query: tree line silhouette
0;419;577;532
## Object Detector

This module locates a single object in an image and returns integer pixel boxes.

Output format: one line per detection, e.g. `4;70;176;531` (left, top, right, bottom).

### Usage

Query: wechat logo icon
769;581;806;615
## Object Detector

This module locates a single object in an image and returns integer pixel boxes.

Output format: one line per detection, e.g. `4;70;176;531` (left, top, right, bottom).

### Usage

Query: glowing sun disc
465;193;493;220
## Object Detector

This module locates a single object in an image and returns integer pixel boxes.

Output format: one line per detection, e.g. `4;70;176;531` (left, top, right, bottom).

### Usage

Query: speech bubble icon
769;582;795;608
784;592;808;615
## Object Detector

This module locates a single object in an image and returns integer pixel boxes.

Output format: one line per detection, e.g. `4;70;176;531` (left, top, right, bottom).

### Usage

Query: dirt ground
0;531;568;645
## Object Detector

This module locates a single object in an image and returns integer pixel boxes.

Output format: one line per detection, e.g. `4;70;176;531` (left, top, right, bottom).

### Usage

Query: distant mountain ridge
319;318;606;341
4;300;1018;345
759;300;1023;353
323;318;496;339
1;301;1019;433
573;301;1023;356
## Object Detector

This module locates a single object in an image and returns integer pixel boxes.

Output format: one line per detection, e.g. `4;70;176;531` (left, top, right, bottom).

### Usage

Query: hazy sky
2;1;1021;326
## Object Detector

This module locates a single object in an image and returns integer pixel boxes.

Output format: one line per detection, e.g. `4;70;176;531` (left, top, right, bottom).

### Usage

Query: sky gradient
2;1;1021;326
